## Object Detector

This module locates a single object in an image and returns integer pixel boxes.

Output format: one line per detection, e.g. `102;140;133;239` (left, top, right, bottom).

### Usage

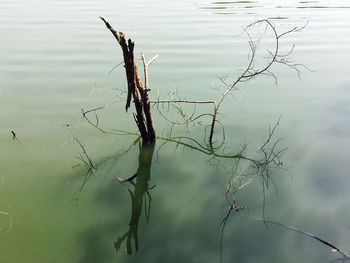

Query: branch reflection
114;142;155;255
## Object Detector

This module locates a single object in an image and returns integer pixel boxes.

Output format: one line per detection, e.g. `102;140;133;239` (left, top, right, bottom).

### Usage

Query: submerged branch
0;210;13;232
220;200;246;263
255;218;350;261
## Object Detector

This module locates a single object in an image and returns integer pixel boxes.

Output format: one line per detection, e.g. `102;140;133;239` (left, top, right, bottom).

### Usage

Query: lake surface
1;0;350;262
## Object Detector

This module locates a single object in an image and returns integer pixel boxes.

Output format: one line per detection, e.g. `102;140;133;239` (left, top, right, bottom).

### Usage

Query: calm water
1;0;350;262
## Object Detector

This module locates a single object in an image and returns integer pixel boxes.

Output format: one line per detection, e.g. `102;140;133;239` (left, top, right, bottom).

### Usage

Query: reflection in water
212;1;258;3
114;143;155;255
199;0;262;14
296;6;350;9
202;0;350;16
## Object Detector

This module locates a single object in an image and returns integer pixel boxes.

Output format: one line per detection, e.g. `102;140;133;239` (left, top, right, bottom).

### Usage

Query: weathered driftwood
100;17;156;144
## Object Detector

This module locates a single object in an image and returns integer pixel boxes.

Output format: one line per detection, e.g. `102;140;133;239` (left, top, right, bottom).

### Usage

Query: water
1;0;350;262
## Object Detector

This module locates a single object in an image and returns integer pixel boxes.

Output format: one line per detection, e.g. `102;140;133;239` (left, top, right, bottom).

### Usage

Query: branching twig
220;199;246;263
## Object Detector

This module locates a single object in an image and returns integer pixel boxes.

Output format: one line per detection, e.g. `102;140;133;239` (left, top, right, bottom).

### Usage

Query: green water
1;0;350;262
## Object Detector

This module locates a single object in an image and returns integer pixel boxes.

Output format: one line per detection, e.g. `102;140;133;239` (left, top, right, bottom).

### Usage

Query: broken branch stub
100;17;156;144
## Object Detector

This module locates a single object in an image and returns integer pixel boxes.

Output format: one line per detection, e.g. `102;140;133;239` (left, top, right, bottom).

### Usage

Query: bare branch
255;218;350;261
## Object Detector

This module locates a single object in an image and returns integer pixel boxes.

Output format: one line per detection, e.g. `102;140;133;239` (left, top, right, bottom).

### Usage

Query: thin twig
254;217;350;261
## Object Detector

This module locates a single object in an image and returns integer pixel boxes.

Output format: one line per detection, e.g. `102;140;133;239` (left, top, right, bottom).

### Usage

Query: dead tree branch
100;17;156;144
